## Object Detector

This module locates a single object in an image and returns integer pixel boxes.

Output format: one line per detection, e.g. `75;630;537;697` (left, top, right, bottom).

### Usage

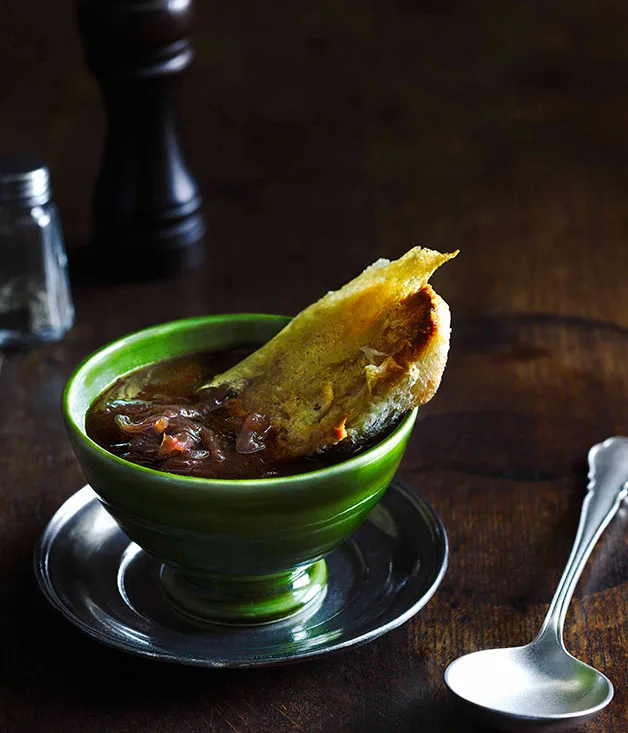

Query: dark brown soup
86;346;382;479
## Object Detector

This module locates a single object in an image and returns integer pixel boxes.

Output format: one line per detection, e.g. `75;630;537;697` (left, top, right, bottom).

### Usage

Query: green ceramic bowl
63;315;417;625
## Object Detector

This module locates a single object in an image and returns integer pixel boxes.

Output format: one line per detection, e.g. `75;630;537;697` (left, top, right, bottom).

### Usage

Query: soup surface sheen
86;346;387;479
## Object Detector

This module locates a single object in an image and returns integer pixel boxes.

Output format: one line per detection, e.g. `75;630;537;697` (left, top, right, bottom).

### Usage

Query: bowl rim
63;314;417;490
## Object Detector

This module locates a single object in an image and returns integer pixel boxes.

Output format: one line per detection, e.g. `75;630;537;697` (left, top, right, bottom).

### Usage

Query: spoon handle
537;436;628;644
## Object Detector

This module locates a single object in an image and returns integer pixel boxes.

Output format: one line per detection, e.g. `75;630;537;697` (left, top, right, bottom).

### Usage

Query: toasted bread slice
206;247;457;459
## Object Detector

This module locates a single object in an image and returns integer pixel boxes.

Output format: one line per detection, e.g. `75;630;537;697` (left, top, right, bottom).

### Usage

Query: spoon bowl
445;641;613;731
444;436;628;731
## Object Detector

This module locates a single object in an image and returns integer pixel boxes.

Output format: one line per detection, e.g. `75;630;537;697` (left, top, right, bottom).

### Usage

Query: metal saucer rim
34;479;448;668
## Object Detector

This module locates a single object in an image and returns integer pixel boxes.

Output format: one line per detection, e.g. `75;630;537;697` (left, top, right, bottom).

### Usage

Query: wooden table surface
2;1;628;731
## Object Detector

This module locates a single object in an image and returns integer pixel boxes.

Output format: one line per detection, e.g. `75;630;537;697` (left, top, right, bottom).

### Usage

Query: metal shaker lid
0;153;50;207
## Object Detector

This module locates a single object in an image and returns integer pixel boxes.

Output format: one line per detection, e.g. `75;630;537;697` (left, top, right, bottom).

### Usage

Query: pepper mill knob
77;0;206;278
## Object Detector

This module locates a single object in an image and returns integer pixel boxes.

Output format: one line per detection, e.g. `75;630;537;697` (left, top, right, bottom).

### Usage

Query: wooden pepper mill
77;0;205;278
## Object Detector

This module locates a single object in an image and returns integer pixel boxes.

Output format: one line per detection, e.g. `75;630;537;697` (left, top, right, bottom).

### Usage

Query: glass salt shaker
0;154;74;347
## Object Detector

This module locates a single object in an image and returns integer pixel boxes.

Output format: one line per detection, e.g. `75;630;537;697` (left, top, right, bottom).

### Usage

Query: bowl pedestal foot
160;560;328;626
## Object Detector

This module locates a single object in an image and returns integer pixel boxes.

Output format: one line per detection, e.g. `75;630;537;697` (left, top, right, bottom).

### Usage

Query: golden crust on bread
207;247;457;459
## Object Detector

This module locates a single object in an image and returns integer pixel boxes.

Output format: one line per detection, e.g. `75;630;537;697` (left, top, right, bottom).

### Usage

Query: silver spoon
445;436;628;731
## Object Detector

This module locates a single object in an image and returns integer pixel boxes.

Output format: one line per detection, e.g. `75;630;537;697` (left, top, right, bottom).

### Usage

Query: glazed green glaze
161;560;328;625
63;315;417;625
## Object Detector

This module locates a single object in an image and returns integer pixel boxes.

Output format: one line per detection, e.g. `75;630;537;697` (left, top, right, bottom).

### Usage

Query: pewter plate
34;479;447;667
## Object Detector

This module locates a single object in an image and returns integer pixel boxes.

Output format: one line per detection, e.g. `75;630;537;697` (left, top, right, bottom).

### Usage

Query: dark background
3;1;628;321
1;1;628;731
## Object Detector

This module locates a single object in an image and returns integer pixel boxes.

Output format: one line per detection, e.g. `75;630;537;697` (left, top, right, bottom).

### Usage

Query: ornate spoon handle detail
537;436;628;644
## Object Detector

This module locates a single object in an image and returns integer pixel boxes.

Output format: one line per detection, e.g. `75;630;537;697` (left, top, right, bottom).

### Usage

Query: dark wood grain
1;1;628;731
